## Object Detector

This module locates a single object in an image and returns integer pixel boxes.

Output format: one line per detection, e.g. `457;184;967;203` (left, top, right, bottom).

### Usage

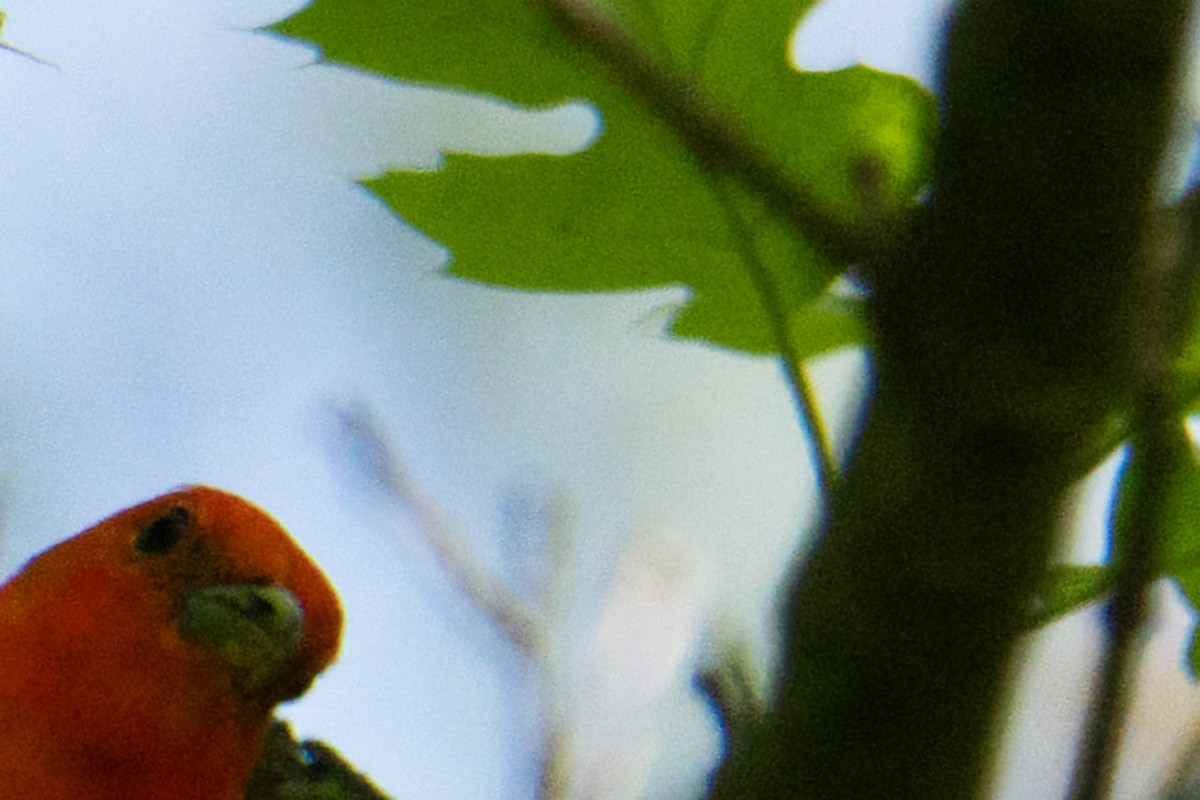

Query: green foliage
1152;433;1200;677
246;720;392;800
269;0;932;354
1035;430;1200;677
1030;564;1113;629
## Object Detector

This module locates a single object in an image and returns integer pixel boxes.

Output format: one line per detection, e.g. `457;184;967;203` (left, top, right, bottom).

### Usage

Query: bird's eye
135;507;190;554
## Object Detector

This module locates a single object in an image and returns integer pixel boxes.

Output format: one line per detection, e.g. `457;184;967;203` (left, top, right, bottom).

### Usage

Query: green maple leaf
269;0;931;354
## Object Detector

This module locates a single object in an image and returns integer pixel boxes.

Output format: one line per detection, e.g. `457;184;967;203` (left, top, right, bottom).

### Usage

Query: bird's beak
179;584;304;697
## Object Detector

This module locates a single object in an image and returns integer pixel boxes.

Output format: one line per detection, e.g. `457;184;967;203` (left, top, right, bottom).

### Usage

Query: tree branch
328;402;542;655
711;1;1192;798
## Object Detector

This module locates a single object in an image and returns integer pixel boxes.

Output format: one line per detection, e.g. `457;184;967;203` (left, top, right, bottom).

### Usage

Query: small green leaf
1157;438;1200;573
1154;433;1200;678
1028;564;1112;629
1100;420;1200;678
786;293;868;360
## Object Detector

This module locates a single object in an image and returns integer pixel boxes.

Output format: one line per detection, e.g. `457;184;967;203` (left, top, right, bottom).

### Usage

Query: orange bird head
0;486;343;800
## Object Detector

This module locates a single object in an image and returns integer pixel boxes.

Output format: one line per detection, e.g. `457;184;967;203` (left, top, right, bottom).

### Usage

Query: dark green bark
712;2;1192;798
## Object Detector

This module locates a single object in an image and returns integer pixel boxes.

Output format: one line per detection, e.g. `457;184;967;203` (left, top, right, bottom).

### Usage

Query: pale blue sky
1;2;1194;799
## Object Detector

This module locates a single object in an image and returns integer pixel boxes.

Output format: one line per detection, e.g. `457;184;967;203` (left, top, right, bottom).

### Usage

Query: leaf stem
711;182;838;506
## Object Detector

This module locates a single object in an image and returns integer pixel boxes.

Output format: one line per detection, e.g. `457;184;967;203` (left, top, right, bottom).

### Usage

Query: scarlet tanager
0;486;343;800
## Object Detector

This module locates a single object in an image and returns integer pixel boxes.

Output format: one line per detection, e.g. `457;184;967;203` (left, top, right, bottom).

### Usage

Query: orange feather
0;486;342;800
